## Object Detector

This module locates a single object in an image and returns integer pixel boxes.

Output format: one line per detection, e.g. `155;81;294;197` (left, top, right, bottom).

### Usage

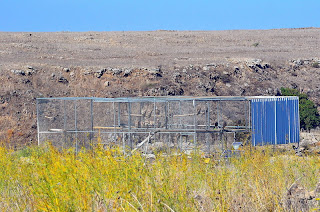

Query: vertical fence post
217;100;221;127
113;101;116;144
167;101;171;150
206;101;210;130
90;99;94;148
274;100;277;145
122;132;125;155
179;101;182;128
153;98;156;129
36;99;40;146
217;100;223;151
193;99;197;149
165;102;168;129
128;101;132;149
63;100;67;148
74;100;78;154
118;102;121;127
139;102;142;129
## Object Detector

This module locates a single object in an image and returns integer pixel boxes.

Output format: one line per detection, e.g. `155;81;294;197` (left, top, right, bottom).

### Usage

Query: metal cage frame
36;96;299;154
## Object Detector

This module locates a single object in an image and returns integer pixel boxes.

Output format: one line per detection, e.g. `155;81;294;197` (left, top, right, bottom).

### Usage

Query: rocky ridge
1;57;320;146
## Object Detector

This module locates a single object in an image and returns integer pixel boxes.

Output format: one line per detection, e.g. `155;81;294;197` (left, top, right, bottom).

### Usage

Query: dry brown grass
0;144;319;211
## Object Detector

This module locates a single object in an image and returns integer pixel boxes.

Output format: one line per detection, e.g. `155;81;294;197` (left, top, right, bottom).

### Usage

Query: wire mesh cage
37;96;299;154
37;96;253;154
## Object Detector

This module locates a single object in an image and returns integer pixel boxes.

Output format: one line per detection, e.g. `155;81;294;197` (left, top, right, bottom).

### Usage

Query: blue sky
1;0;319;32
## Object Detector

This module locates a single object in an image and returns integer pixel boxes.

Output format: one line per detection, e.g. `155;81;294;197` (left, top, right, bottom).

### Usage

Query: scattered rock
220;73;231;83
295;59;304;66
94;72;102;78
198;81;215;93
206;63;217;68
274;88;281;95
145;85;184;96
111;68;122;75
24;66;37;76
63;68;70;72
167;86;184;96
58;76;68;84
82;70;91;75
11;70;25;76
173;72;182;82
203;66;210;71
304;60;311;65
94;69;106;78
25;90;33;94
233;66;242;75
209;72;219;81
69;72;75;78
290;59;305;68
123;69;132;77
148;67;162;77
291;71;298;77
291;83;298;89
26;70;34;76
0;97;5;104
261;62;270;69
246;59;263;70
104;81;110;87
21;79;31;84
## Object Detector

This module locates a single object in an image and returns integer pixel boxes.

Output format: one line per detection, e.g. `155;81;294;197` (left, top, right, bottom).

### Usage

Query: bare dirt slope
0;28;320;146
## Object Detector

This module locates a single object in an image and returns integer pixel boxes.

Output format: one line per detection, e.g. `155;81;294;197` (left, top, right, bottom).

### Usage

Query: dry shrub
0;144;319;211
0;116;17;140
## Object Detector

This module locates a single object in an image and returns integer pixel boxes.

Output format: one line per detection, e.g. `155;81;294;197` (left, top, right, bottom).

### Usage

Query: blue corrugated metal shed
251;97;300;145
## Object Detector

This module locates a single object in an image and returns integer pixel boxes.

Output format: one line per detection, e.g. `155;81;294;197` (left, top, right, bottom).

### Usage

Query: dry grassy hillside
0;28;319;146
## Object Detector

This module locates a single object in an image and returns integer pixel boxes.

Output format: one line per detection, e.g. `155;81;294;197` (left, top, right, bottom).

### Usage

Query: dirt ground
0;28;319;69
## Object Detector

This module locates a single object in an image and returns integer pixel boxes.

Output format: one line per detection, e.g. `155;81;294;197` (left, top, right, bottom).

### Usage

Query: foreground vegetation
281;87;320;131
0;144;319;211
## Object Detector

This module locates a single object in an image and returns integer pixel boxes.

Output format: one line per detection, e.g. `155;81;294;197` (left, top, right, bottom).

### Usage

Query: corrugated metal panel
251;97;299;145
